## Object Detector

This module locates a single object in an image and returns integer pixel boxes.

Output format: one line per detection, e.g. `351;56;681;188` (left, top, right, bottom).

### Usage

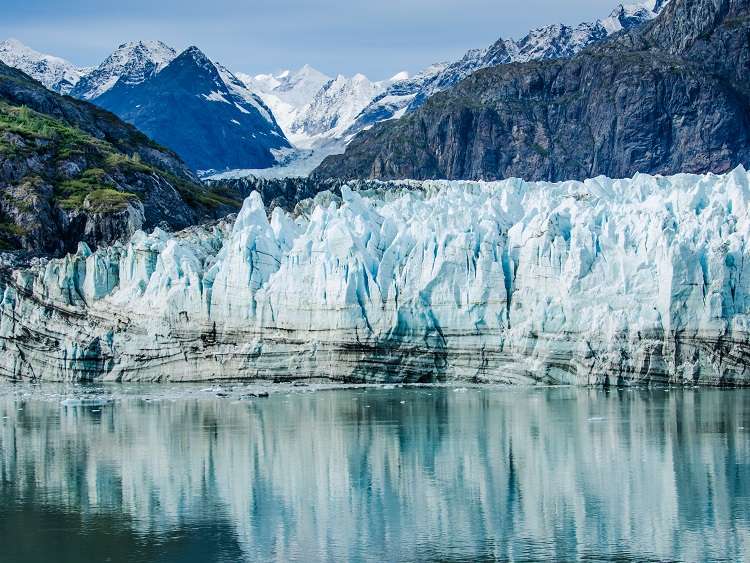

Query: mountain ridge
0;39;89;95
341;0;670;140
313;0;750;182
0;0;673;179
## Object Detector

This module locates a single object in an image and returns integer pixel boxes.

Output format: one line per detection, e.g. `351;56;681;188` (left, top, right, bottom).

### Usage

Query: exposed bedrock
3;169;750;385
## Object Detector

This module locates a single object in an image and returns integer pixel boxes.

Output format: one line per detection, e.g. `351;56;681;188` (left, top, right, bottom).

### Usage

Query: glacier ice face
2;168;750;385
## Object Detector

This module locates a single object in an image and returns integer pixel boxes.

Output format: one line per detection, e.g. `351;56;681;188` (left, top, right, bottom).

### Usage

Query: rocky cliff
3;169;750;385
314;0;750;181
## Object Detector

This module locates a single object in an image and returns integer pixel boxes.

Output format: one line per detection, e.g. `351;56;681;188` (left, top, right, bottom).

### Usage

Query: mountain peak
0;37;86;94
90;41;291;172
169;46;220;79
182;45;206;58
1;38;25;49
112;40;176;70
601;0;669;33
71;39;176;100
0;38;45;60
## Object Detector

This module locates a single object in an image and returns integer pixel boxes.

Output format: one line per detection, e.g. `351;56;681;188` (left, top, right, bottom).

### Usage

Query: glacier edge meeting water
3;167;750;385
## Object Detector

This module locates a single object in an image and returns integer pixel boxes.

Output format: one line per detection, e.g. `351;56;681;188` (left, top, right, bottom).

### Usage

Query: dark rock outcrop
314;0;750;182
205;176;421;215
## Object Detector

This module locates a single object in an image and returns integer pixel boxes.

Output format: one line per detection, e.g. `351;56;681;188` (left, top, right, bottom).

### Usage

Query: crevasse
2;167;750;385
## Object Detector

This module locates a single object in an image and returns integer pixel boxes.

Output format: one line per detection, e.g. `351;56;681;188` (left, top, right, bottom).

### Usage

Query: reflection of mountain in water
0;387;748;562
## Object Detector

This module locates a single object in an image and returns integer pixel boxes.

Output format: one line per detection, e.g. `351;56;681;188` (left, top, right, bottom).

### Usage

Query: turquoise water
0;384;748;562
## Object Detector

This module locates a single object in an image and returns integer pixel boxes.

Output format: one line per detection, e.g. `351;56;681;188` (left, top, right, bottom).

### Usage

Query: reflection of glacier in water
0;385;749;562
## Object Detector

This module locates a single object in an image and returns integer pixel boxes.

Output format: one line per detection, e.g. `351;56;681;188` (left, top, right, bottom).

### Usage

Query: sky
2;0;617;79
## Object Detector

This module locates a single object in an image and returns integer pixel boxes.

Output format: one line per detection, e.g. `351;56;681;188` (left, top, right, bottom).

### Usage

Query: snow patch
203;91;230;104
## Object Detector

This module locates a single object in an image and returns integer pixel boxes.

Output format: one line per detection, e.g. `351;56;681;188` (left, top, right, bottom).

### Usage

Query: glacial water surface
0;383;748;562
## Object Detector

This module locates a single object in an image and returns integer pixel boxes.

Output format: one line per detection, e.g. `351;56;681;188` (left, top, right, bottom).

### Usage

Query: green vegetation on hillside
0;61;247;255
0;101;240;214
0;102;109;158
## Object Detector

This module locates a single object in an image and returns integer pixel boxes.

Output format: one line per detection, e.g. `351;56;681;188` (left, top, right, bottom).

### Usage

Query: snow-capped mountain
344;64;447;137
216;68;408;179
71;40;176;100
237;65;331;139
0;39;88;94
0;0;670;180
236;66;408;149
93;46;290;172
346;0;670;137
601;0;670;33
0;38;292;173
290;73;397;145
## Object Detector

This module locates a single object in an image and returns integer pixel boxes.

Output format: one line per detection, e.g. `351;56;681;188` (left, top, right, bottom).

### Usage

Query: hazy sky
3;0;617;79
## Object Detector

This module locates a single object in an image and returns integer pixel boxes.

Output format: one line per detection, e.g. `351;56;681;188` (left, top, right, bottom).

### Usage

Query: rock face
314;0;750;181
3;168;750;385
94;46;291;173
204;176;422;214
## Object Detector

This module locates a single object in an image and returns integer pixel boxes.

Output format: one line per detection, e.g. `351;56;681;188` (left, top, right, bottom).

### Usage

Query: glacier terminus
2;168;750;386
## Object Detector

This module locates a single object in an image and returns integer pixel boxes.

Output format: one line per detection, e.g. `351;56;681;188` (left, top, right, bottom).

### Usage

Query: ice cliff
2;168;750;385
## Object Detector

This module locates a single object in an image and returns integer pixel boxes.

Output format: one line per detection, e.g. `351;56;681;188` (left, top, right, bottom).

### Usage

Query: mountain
92;46;291;173
0;39;89;95
289;73;399;145
314;0;749;181
345;64;447;137
70;40;176;100
6;168;750;385
211;68;403;180
237;66;408;150
237;65;331;137
227;0;668;158
0;61;241;255
344;0;669;138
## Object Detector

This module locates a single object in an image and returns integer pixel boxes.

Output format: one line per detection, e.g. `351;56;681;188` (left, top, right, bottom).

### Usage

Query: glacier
2;168;750;385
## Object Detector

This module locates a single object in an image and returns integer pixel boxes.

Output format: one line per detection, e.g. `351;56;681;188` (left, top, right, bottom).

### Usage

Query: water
0;384;748;562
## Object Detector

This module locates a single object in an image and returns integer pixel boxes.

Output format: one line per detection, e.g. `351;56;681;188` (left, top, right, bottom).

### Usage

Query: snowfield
2;167;750;385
